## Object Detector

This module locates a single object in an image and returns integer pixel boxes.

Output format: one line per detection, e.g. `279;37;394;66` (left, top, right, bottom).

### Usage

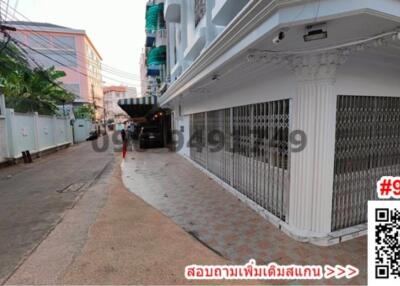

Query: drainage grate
57;182;88;194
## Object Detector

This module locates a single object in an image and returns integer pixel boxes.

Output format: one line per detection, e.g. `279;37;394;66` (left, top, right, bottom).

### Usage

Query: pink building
8;21;104;119
103;86;131;123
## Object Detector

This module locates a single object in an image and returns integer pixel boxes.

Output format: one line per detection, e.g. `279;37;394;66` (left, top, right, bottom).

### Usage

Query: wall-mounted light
304;23;328;42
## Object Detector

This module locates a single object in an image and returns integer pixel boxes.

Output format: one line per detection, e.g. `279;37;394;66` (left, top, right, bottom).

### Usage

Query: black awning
118;96;158;118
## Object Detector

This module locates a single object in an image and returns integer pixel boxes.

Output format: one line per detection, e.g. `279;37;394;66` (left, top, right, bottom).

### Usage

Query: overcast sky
5;0;147;93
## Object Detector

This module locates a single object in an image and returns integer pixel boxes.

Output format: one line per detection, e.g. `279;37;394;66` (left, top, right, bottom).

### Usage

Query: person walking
121;128;128;159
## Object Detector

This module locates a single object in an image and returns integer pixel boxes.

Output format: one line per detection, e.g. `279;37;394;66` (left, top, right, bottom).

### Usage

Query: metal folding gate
190;112;207;167
189;99;290;221
332;96;400;231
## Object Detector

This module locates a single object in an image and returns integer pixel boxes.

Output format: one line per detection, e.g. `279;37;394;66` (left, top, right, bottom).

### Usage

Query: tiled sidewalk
121;149;367;285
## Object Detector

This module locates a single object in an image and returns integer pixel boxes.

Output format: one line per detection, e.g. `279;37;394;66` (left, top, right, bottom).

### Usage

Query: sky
4;0;147;94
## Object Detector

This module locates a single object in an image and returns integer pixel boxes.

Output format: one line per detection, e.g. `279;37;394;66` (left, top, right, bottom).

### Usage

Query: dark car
139;126;163;149
86;130;98;141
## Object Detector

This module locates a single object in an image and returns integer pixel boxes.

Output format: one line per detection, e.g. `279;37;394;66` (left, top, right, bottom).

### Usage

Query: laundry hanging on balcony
145;3;165;33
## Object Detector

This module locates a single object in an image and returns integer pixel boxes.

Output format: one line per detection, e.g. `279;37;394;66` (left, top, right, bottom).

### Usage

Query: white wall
0;119;7;163
181;65;296;115
4;109;73;160
171;48;400;242
176;115;190;157
335;52;400;97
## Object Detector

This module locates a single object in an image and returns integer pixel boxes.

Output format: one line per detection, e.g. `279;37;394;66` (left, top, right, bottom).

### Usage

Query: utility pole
91;84;97;110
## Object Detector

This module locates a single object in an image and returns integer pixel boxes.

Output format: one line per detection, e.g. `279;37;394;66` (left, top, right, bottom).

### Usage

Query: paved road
0;138;114;283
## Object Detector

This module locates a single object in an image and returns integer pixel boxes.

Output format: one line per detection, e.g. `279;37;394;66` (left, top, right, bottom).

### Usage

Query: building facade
104;86;137;123
142;0;168;97
161;0;400;245
8;21;104;120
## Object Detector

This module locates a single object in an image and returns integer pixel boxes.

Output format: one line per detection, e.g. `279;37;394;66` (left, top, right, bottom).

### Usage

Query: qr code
369;201;400;285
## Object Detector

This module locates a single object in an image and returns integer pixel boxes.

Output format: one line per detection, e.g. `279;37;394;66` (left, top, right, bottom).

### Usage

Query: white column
287;51;347;238
6;109;16;158
32;112;40;152
52;115;57;146
0;92;5;117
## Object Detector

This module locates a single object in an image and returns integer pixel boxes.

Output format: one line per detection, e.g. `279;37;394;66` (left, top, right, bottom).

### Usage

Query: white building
161;0;400;245
104;86;137;123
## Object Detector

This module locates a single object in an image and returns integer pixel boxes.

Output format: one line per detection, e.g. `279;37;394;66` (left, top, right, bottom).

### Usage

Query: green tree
0;40;75;115
74;104;95;120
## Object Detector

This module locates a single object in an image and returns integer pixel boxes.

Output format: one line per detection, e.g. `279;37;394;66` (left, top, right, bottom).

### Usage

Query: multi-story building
161;0;400;245
143;0;168;97
103;85;137;123
7;21;104;120
139;51;149;97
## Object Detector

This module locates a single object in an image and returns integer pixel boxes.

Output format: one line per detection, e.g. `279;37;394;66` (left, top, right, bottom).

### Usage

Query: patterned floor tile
122;150;367;285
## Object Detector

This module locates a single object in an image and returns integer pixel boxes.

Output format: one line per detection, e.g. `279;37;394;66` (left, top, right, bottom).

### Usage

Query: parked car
86;130;98;141
139;126;163;149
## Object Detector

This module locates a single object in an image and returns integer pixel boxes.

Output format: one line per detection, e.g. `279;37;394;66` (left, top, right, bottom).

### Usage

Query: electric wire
0;1;145;85
0;1;143;78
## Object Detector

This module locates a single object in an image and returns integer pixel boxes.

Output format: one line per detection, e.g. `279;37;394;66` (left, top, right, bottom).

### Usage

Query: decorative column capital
286;50;349;82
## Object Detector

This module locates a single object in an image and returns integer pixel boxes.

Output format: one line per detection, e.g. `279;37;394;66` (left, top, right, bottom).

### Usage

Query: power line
11;36;128;87
0;16;144;85
1;35;81;101
4;0;9;21
0;10;148;88
0;3;145;88
0;1;143;79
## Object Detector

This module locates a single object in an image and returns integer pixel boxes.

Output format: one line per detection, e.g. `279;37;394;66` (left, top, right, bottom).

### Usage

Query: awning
147;46;166;66
118;96;158;118
146;3;165;32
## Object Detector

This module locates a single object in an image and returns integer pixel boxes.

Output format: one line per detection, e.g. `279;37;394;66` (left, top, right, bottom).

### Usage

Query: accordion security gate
190;99;290;221
332;96;400;231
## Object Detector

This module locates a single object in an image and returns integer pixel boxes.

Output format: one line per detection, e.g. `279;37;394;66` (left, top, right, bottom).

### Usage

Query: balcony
212;0;250;26
145;31;156;47
164;0;181;23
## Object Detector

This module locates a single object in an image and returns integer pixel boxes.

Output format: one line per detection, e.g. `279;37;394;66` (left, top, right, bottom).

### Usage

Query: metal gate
189;99;290;221
190;112;207;167
207;109;232;184
332;96;400;231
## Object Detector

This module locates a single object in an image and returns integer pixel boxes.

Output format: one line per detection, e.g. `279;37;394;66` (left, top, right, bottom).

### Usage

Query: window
53;36;76;50
28;48;77;68
62;84;81;99
28;35;51;49
194;0;206;27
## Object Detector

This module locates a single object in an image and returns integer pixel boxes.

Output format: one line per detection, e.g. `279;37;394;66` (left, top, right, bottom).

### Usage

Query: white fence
0;118;7;163
0;108;73;162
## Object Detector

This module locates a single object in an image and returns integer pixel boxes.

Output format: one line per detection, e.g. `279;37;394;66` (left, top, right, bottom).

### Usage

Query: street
0;144;367;284
0;140;114;283
2;0;399;284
